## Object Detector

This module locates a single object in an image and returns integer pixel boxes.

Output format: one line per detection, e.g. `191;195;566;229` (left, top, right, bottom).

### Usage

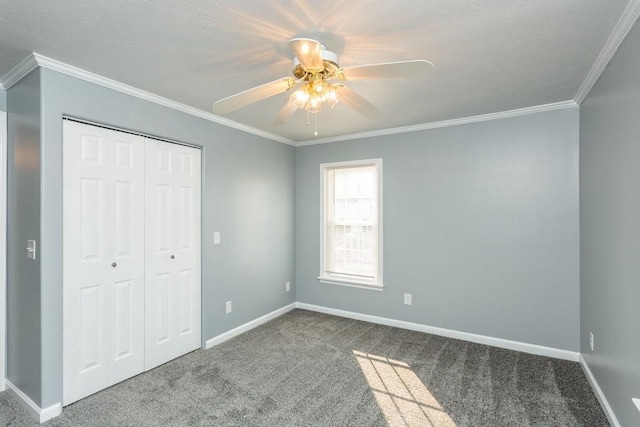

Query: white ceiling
0;0;634;142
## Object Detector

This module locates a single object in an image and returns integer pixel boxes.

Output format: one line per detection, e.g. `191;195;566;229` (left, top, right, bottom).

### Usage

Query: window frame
318;158;383;290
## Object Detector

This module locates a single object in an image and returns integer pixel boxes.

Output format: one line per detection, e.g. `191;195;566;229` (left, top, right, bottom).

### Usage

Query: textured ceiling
0;0;632;142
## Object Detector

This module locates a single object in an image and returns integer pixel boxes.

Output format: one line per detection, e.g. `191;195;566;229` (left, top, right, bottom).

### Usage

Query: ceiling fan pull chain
314;112;319;136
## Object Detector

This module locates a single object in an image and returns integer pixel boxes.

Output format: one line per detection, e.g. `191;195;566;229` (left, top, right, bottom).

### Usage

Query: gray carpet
1;309;608;426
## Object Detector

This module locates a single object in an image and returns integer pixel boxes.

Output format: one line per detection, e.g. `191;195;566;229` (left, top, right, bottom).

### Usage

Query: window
319;159;383;289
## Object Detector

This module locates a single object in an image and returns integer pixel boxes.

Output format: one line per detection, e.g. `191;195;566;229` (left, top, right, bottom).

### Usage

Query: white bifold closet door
63;121;201;405
144;140;201;370
63;120;146;405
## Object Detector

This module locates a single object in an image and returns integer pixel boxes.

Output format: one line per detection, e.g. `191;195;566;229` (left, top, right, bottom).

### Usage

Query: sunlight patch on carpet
353;350;456;427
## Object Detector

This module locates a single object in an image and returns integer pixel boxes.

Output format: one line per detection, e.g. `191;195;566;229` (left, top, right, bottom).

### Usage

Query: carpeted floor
1;309;609;426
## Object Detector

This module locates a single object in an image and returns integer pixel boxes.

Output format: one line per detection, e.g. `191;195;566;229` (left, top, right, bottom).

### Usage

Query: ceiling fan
212;38;434;135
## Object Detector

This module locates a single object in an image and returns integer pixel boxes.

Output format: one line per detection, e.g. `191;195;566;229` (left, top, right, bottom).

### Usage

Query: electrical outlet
225;301;232;314
285;281;290;292
589;332;594;351
404;293;412;305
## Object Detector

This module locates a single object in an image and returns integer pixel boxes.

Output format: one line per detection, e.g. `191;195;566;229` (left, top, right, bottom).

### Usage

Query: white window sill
317;276;384;291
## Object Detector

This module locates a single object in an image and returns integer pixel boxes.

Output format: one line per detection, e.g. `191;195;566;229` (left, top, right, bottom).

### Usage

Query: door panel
178;269;193;335
155;272;171;344
156;148;172;173
114;140;134;168
114;181;133;257
155;184;172;252
113;280;133;360
80;134;102;165
63;120;145;405
145;140;201;370
79;285;102;373
79;178;102;261
178;186;193;250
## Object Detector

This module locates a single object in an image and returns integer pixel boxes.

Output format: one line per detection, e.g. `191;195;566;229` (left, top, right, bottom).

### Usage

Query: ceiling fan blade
272;100;299;126
337;60;434;81
289;38;324;71
213;77;296;115
335;86;382;119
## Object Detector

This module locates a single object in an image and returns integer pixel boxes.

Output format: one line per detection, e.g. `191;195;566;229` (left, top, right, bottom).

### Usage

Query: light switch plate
214;231;221;245
27;240;36;260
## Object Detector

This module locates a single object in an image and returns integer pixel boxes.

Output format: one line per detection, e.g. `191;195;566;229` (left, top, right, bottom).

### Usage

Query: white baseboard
579;355;621;427
205;303;296;349
295;303;580;362
5;380;62;423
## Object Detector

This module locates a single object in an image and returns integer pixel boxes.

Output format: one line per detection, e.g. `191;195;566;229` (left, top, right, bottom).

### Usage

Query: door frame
1;110;7;391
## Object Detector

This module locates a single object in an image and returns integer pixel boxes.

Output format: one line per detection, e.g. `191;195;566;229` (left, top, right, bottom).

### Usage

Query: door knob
111;262;117;267
170;255;175;259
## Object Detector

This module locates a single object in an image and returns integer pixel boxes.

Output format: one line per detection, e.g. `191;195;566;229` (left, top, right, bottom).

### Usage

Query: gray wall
579;18;640;427
296;108;580;351
6;70;42;405
33;68;295;407
0;89;6;111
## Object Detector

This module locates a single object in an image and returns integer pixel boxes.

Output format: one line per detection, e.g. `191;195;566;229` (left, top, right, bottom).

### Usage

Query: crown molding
574;0;640;104
0;54;39;90
0;53;294;145
32;54;295;146
296;100;578;147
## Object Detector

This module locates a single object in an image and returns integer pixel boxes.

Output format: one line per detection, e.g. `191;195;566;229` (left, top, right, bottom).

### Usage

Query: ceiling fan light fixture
290;75;341;113
293;87;310;107
326;86;340;108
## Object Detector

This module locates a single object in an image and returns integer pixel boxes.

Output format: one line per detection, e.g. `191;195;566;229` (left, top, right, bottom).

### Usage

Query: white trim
5;380;63;423
296;101;578;146
295;303;580;362
0;55;39;90
204;303;296;349
578;355;621;427
0;111;5;392
0;53;579;148
0;53;580;147
32;54;294;145
318;277;384;291
574;0;640;104
0;53;294;146
633;398;640;414
33;54;294;145
319;159;383;288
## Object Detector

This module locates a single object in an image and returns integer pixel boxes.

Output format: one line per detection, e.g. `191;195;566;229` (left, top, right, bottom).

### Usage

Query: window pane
322;160;381;286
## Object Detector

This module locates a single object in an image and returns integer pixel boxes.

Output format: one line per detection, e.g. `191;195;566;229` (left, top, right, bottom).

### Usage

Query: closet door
63;121;146;405
145;140;201;370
